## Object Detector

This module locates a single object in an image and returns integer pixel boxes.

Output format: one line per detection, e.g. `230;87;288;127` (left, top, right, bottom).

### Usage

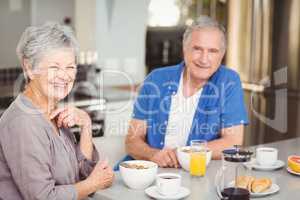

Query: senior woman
0;23;114;199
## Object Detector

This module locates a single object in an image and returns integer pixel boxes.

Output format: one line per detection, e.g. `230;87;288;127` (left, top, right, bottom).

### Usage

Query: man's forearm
208;125;244;159
207;137;239;159
126;138;159;160
125;119;160;161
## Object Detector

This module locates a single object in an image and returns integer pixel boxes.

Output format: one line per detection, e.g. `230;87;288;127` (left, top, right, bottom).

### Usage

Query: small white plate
286;167;300;176
245;159;285;171
228;181;280;198
145;186;190;200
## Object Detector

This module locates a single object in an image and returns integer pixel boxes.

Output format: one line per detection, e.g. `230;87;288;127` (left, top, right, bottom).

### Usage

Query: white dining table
92;137;300;200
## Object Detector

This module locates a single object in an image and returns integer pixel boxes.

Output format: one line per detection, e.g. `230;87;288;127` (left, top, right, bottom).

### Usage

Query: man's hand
150;148;179;168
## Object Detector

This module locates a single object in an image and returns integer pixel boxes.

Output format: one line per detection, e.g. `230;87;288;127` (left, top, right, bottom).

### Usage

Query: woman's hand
74;160;114;198
87;160;115;190
50;105;94;160
50;106;91;129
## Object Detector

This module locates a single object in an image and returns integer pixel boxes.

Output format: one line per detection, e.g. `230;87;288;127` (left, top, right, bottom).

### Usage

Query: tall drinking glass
190;140;207;176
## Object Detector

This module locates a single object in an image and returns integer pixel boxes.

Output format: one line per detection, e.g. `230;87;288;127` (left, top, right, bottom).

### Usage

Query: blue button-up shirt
115;62;249;170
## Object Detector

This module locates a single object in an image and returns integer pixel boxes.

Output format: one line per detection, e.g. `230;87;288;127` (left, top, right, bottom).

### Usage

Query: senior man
121;16;248;169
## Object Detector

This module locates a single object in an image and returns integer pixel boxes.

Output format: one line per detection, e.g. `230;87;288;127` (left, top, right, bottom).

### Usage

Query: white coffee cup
156;173;181;196
256;147;278;166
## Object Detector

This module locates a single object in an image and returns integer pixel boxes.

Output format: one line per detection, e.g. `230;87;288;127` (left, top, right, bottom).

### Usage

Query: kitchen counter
92;137;300;200
0;83;138;115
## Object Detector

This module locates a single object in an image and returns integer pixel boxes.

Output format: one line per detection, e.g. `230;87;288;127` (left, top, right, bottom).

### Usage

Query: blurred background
0;0;299;149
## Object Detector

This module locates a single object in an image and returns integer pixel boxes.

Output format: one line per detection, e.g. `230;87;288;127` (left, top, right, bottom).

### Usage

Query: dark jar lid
222;145;253;162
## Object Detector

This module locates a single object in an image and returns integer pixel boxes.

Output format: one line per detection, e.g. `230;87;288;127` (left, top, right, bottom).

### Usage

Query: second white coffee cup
256;147;278;166
156;173;181;196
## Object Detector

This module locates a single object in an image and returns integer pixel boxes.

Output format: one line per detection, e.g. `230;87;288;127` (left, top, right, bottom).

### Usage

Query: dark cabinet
146;26;185;73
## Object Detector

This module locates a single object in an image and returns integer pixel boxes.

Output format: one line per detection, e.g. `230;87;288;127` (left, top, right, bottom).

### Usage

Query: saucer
245;159;285;171
286;167;300;176
145;186;190;200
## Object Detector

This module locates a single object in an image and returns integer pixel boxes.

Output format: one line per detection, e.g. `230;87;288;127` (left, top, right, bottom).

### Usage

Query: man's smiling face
183;27;225;82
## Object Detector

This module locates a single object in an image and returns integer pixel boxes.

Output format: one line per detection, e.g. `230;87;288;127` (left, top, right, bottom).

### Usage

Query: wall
95;0;150;86
74;0;96;52
0;0;74;69
31;0;74;26
0;0;148;86
0;0;31;69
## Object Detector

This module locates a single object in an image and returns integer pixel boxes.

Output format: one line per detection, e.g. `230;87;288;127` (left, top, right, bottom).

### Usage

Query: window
148;0;180;27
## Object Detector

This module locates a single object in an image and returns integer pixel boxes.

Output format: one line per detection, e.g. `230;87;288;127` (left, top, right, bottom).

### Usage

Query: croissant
236;176;255;189
251;178;272;193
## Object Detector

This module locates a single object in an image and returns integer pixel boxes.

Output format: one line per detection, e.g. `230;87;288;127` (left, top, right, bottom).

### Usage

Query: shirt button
160;142;164;145
240;120;244;123
164;121;167;125
172;91;176;95
168;86;171;90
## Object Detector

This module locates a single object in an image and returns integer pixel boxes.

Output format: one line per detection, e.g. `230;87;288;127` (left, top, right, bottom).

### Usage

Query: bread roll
251;178;272;193
236;176;254;189
247;176;255;191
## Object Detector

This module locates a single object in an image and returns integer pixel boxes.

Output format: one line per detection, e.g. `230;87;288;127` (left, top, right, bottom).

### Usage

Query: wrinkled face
27;48;77;101
183;27;225;83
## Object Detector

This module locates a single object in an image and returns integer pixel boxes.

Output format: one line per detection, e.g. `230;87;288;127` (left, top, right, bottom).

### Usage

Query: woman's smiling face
28;48;77;101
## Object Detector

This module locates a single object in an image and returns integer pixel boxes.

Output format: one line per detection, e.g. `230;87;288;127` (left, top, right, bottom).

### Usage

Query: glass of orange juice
190;140;207;176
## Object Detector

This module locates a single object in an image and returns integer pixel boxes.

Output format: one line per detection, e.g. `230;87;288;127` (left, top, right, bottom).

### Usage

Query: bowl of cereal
119;160;158;189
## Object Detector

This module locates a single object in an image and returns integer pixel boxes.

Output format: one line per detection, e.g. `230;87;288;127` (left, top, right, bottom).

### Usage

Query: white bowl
119;160;158;190
176;146;212;171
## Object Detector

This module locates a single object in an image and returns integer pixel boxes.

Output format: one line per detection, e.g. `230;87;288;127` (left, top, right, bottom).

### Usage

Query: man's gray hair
16;22;79;70
183;15;226;51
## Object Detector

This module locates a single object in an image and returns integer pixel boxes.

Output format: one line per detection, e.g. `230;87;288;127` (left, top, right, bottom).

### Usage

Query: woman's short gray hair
183;15;226;51
16;22;79;70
